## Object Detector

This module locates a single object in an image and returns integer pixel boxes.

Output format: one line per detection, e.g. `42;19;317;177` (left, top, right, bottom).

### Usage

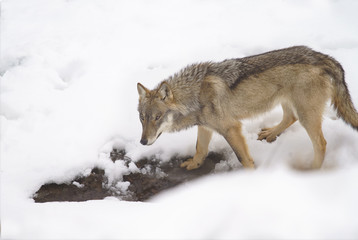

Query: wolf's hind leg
181;126;213;170
258;103;297;142
298;111;327;169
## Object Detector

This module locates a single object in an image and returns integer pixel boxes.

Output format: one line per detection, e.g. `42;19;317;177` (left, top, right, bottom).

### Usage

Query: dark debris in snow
33;149;227;203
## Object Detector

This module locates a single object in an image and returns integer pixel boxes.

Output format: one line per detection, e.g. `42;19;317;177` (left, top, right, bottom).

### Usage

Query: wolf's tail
326;57;358;131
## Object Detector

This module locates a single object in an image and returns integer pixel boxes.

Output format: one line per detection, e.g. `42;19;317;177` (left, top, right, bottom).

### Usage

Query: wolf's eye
140;114;145;121
155;115;161;121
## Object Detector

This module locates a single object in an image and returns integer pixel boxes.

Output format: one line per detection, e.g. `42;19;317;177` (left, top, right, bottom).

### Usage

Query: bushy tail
327;57;358;131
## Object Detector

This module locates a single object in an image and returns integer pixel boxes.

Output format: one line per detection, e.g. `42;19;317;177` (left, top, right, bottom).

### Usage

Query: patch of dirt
33;149;227;203
34;168;110;203
123;152;225;201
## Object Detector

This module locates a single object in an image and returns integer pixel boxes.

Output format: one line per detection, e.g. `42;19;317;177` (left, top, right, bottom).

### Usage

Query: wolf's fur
137;46;358;170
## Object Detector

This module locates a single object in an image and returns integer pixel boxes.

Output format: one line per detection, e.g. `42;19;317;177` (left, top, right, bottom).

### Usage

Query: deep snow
1;0;358;239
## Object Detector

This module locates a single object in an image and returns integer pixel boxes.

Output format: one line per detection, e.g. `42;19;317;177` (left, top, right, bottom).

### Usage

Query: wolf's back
209;46;335;88
210;46;358;130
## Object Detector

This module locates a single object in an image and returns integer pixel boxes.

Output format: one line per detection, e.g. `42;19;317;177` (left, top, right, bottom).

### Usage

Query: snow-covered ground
1;0;358;239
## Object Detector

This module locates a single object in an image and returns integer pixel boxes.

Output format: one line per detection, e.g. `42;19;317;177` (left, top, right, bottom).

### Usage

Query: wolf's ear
137;83;149;99
158;82;173;102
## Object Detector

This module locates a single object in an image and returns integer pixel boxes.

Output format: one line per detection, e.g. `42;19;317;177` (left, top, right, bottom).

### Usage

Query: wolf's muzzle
140;139;148;145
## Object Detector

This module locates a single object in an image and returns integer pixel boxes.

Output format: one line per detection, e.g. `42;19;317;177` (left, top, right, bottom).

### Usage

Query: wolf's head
137;82;175;145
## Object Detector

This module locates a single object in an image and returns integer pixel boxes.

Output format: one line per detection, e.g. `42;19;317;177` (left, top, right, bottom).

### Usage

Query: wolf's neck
170;111;199;132
165;62;210;115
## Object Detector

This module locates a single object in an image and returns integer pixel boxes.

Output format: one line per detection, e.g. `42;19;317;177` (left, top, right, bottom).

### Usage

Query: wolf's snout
140;139;148;145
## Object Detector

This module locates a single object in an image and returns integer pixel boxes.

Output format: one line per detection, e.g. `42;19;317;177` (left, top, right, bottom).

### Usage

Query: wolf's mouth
157;132;162;139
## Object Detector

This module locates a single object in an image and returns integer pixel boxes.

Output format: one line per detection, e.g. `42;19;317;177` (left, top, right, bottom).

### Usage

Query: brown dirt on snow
33;149;227;202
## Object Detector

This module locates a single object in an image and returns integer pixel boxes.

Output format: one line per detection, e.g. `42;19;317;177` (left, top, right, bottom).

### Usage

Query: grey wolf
137;46;358;170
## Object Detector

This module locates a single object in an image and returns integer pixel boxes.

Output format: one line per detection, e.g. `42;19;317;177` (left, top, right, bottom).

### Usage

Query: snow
1;0;358;239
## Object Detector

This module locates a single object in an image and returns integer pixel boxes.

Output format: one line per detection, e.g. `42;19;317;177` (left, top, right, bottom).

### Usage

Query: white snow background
1;0;358;239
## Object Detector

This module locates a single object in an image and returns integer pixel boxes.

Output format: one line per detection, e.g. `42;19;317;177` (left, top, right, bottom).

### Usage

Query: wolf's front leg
181;126;213;170
224;122;255;168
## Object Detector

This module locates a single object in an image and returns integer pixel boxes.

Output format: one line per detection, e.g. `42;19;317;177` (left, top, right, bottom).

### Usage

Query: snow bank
150;167;358;239
3;168;358;239
1;0;358;238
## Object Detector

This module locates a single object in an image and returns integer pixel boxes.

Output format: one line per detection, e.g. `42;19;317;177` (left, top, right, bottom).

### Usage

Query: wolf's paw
257;128;277;143
180;158;202;170
242;158;256;169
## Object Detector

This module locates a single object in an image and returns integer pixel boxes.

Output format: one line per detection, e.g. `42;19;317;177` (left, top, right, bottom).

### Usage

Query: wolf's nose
140;139;148;145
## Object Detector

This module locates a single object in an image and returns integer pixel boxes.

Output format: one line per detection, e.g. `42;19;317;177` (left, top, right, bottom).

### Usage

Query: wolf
137;46;358;170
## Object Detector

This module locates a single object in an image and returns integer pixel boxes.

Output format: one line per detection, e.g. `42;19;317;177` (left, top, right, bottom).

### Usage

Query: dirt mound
33;149;228;202
34;168;110;202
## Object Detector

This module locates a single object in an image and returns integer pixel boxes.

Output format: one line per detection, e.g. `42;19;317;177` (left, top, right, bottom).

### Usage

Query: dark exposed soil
34;168;110;203
33;149;227;202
